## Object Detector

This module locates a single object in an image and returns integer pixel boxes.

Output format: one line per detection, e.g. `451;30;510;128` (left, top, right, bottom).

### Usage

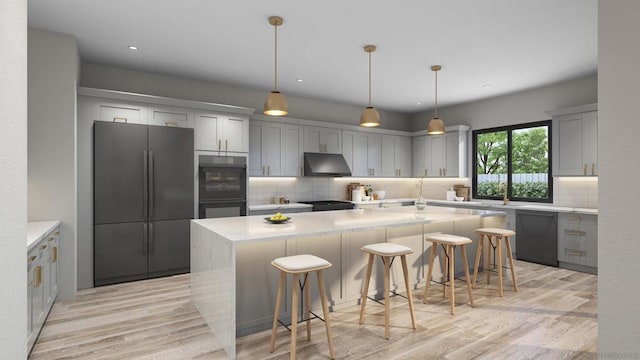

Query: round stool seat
361;243;413;256
272;254;332;273
474;227;516;237
426;233;472;245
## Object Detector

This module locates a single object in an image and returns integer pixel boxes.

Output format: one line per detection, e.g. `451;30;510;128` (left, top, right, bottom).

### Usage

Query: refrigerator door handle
143;223;148;255
149;222;154;254
149;151;154;219
143;151;148;219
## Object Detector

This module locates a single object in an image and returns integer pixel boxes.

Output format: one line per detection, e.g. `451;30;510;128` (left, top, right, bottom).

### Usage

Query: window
472;120;552;203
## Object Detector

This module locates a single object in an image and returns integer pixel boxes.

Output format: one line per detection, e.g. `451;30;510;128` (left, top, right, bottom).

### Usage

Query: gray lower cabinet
557;213;597;273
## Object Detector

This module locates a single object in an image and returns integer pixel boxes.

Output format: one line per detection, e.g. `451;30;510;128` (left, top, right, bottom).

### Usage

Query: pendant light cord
274;24;278;90
434;70;438;118
368;51;372;106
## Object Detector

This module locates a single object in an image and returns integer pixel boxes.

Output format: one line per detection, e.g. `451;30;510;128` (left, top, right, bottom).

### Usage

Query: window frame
472;120;553;203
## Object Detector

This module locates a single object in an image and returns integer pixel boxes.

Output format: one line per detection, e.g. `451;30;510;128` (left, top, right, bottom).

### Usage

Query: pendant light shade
427;65;445;135
264;16;288;116
360;45;380;127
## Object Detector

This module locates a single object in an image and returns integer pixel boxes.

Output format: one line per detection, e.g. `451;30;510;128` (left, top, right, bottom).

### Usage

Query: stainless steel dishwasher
515;210;558;267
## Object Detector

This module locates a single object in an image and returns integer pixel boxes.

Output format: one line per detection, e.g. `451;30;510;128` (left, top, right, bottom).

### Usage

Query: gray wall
599;1;640;355
0;0;27;358
80;63;412;131
409;74;597;131
28;28;80;300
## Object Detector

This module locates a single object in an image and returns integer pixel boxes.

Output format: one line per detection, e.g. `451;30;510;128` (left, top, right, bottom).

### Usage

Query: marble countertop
192;206;505;243
351;198;416;205
248;203;313;211
426;199;598;215
28;220;60;251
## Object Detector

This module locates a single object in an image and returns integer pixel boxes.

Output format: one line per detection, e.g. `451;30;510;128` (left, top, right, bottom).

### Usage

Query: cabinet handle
28;255;37;264
113;117;127;123
372;169;375;176
48;237;55;242
262;166;265;175
583;163;587;175
164;121;178;127
35;266;42;288
565;249;585;257
52;247;58;263
567;216;582;221
592;163;595;175
565;230;585;236
443;168;446;176
267;165;270;176
54;231;60;235
218;139;221;152
424;169;427;177
225;139;228;152
39;244;47;251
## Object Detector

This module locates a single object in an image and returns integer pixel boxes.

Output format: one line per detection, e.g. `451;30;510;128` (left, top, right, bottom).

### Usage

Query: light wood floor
30;260;597;359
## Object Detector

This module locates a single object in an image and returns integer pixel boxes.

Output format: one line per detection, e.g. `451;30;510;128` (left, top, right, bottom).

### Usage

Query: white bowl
373;190;386;200
455;196;465;202
362;196;371;201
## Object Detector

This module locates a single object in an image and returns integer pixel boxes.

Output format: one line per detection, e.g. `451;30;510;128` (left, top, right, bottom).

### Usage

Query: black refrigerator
93;121;194;286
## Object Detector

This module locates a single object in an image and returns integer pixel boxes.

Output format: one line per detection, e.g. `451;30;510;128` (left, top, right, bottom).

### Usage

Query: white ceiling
27;0;597;114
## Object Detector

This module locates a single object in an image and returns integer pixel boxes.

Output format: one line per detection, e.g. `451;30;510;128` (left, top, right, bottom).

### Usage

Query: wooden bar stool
423;234;475;315
270;254;335;360
359;243;417;340
472;228;518;297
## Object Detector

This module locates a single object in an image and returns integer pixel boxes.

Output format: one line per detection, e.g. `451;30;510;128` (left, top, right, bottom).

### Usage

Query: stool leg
290;273;299;360
461;244;474;308
423;243;437;303
400;255;416;330
472;234;483;288
304;273;311;341
486;235;492;285
504;236;518;291
270;271;286;353
497;237;503;297
448;245;455;315
317;270;335;359
359;253;374;324
442;245;448;299
383;256;391;340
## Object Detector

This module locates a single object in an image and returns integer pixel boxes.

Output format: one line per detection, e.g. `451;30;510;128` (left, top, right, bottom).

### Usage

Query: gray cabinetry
304;126;341;154
557;213;597;273
549;104;598;176
249;121;303;177
413;126;468;178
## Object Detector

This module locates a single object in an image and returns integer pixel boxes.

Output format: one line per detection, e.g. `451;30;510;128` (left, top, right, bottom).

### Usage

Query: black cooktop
299;200;355;211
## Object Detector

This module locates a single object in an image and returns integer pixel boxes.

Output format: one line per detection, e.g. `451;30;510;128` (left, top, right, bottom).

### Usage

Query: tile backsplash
250;176;598;209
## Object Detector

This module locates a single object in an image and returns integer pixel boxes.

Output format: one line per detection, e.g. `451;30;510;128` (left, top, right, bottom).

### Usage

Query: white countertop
351;198;416;205
192;206;505;243
247;203;313;211
27;220;60;250
426;199;598;215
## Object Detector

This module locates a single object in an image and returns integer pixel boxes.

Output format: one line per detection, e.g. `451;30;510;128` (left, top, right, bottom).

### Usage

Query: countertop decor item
263;16;288;116
360;45;380;127
264;216;291;224
415;177;426;210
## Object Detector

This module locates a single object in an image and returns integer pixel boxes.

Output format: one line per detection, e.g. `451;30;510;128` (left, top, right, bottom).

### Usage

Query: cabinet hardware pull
424;169;427;176
566;230;585;236
48;237;55;242
267;165;270;176
35;266;42;287
54;231;59;235
225;140;228;152
52;247;58;263
443;168;446;176
567;216;582;221
28;255;37;264
113;117;127;123
164;121;178;127
39;244;47;250
592;163;595;175
565;249;585;257
583;163;587;175
262;166;265;175
218;139;221;152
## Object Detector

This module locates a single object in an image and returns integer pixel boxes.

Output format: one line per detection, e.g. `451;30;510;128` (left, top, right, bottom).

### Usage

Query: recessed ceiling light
482;84;492;88
128;45;138;50
296;78;303;83
416;102;421;105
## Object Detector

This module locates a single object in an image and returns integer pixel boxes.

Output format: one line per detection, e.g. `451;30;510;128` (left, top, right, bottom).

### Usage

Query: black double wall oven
198;155;247;218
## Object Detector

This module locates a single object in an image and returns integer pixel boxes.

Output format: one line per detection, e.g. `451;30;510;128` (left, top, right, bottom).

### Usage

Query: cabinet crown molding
545;103;597;117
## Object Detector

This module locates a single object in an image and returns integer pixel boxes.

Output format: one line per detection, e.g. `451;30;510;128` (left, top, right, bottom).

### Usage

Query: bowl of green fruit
265;212;291;224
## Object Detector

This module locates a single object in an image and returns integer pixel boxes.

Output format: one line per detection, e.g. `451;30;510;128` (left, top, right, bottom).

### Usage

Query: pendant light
427;65;445;135
264;16;288;116
360;45;380;127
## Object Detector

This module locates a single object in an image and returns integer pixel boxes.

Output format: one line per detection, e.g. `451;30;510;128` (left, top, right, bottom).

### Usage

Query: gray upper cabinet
147;105;193;128
249;121;303;176
342;131;381;176
194;112;249;153
413;126;468;177
304;126;341;154
550;104;598;176
93;100;148;124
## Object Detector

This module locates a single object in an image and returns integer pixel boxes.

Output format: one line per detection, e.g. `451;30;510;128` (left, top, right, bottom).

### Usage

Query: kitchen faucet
497;182;509;205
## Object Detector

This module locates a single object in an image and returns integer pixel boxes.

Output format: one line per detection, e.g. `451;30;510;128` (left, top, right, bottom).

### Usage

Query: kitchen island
191;206;505;359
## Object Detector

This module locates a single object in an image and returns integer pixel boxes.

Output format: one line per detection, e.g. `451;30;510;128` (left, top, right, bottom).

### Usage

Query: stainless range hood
303;152;352;177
